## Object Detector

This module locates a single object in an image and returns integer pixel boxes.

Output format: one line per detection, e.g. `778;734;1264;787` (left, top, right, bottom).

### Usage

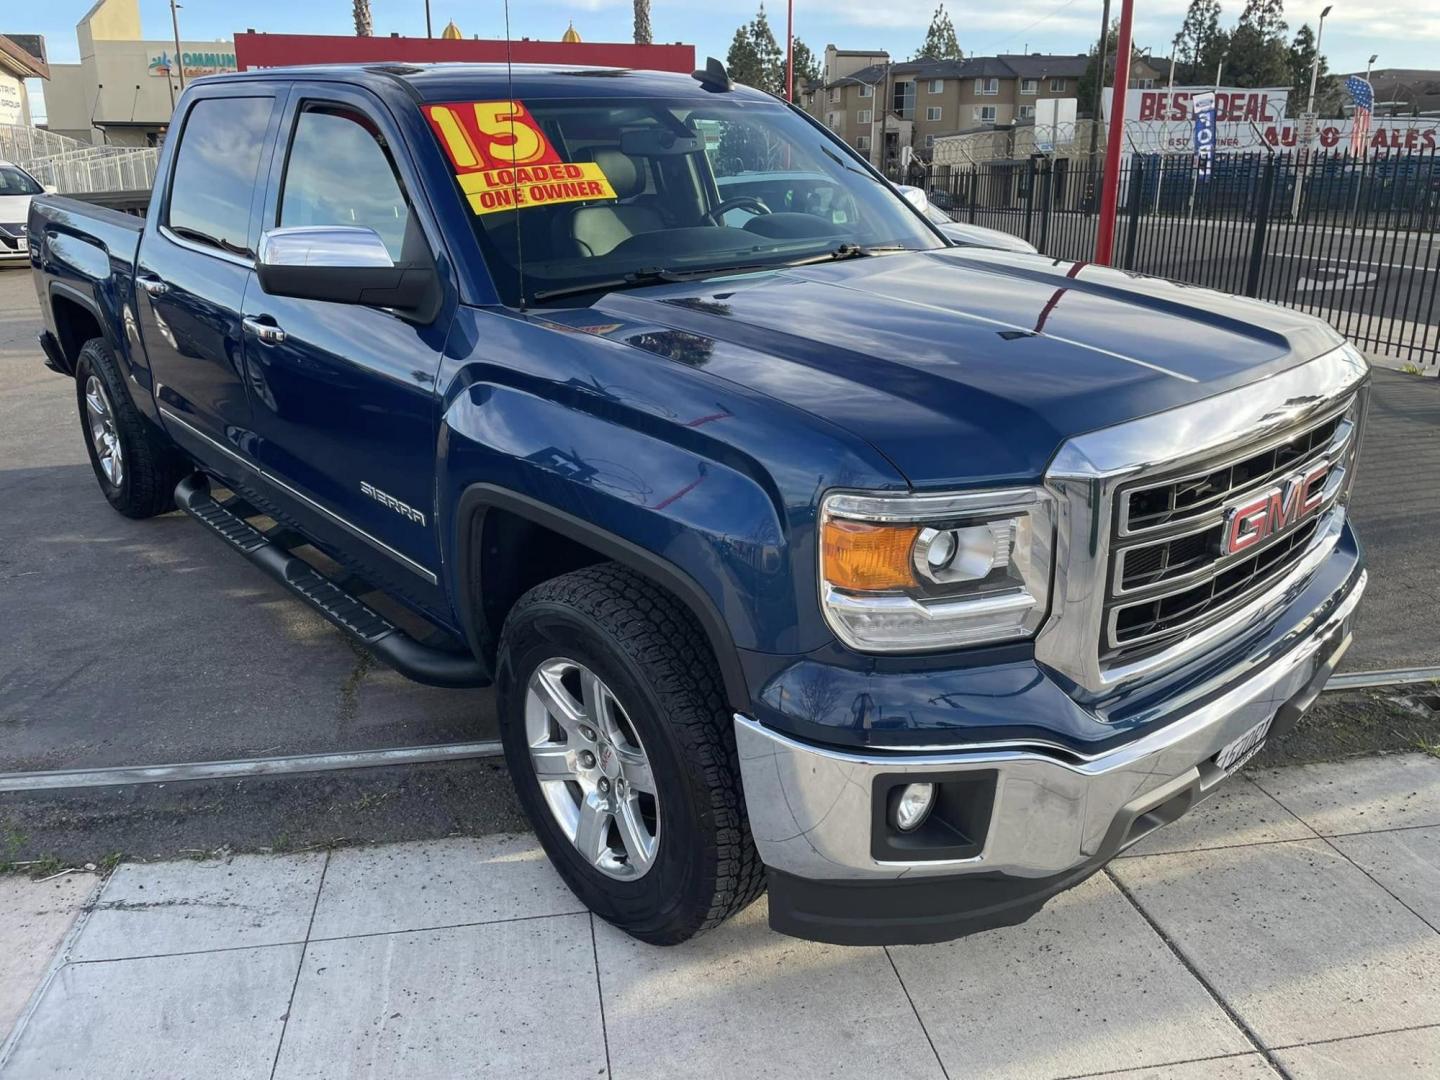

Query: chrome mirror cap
895;184;930;213
257;226;394;269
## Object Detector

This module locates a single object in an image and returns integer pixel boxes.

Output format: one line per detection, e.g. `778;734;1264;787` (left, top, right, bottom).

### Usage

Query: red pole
786;0;795;101
1093;0;1135;265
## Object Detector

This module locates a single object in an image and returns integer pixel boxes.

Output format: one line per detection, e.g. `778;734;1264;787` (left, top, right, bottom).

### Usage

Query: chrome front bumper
736;568;1365;884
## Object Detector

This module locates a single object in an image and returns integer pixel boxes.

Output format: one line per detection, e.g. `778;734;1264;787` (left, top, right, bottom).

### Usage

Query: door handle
242;316;287;346
137;276;169;297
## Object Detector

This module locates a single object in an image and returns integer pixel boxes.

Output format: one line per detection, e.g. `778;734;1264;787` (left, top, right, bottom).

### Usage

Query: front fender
433;305;905;709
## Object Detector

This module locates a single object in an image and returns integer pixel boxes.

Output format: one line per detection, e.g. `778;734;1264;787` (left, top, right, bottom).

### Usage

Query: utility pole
786;0;794;102
170;0;185;90
1155;37;1177;215
1094;0;1135;264
425;0;433;38
1087;0;1112;164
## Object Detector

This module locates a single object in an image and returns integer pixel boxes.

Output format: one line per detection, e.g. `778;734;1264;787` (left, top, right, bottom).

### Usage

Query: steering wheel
706;196;772;226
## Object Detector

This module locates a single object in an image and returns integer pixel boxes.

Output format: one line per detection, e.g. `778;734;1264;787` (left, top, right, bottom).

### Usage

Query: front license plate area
1215;717;1272;775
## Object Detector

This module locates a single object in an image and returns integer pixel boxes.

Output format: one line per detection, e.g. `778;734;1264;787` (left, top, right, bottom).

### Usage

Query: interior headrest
589;148;644;199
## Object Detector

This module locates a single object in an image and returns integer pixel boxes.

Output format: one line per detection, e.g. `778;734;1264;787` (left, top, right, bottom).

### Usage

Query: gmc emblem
1220;463;1329;556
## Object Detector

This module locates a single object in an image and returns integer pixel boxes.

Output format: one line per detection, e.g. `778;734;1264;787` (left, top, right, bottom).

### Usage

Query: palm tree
353;0;373;37
634;0;652;45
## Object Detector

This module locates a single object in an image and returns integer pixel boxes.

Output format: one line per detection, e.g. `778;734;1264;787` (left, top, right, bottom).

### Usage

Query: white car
0;160;47;265
896;184;1040;254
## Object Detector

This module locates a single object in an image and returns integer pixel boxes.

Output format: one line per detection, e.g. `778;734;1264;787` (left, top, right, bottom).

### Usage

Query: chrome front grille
1102;398;1358;662
1036;343;1370;698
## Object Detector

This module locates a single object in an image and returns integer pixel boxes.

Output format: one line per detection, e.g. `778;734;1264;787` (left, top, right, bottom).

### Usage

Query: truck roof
213;62;775;105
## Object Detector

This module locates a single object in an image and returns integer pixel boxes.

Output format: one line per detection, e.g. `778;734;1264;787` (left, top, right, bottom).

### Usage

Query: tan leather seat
569;149;663;257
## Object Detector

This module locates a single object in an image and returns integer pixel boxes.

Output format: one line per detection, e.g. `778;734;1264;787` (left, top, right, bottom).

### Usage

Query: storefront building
43;0;234;146
0;33;48;127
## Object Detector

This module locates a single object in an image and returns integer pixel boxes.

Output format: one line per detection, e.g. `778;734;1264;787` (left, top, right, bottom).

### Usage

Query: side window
280;105;412;260
167;96;273;256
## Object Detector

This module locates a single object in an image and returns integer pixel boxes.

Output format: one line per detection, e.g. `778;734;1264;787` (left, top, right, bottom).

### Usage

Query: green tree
1226;0;1290;87
633;0;652;46
726;23;764;89
913;4;962;61
791;37;821;89
1286;23;1337;116
1078;21;1118;118
726;6;784;94
750;5;785;94
1176;0;1222;78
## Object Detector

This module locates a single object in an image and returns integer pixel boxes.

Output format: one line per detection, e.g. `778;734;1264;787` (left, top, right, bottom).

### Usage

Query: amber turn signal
821;519;920;592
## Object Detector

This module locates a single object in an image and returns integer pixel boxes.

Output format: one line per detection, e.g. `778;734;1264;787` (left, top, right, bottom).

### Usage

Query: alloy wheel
84;375;124;487
524;657;660;880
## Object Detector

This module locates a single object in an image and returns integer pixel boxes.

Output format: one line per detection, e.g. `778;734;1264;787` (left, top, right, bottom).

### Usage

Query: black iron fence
894;149;1440;372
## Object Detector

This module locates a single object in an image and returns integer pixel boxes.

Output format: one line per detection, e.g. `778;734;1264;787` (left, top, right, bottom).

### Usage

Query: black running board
175;474;490;689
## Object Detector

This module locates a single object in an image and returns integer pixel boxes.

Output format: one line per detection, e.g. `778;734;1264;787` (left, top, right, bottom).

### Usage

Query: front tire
74;338;185;519
497;563;765;944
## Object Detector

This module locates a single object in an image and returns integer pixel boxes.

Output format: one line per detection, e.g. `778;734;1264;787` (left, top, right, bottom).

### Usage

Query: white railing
23;146;160;194
1;124;159;194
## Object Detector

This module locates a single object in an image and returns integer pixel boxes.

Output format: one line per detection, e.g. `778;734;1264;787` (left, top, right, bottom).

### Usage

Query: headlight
819;488;1054;652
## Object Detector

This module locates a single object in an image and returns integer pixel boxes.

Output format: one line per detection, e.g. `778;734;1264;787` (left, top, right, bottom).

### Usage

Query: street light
1304;5;1333;120
1292;5;1332;218
170;0;185;91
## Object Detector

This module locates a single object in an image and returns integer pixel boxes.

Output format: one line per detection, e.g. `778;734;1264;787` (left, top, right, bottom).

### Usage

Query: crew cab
29;62;1368;946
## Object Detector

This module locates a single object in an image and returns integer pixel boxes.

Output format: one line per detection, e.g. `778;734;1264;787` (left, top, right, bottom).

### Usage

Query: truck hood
540;249;1344;488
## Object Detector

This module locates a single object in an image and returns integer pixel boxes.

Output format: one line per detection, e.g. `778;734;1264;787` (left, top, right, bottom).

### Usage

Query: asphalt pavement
0;268;495;773
1;261;1436;858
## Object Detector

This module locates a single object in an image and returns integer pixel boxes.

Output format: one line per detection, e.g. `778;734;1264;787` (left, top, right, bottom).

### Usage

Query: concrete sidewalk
4;752;1440;1080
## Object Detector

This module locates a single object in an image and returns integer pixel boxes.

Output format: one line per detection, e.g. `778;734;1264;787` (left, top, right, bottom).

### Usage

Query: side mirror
256;226;439;319
43;184;58;195
895;185;931;213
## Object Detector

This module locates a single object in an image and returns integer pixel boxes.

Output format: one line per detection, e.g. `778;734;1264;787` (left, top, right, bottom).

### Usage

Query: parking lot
4;237;1440;1078
3;263;1436;782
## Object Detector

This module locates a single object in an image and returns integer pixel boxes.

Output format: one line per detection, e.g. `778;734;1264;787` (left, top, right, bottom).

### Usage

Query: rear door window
167;96;274;256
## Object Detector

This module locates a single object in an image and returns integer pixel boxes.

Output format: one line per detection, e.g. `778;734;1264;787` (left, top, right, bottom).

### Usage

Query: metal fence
21;146;161;195
2;124;161;195
896;149;1440;373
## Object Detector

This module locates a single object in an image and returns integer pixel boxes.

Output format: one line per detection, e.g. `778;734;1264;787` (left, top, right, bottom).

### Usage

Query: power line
971;0;1087;55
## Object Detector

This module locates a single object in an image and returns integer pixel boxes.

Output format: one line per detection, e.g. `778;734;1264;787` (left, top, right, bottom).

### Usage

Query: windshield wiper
529;246;912;304
530;267;696;304
532;261;801;304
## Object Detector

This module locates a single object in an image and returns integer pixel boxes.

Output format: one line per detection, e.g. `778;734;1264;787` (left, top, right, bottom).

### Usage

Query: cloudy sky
22;0;1435;105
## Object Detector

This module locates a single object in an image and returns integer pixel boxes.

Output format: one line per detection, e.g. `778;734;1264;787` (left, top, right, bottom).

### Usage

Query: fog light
893;783;936;832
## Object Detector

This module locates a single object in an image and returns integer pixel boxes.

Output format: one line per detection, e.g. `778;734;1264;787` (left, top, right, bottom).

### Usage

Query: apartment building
809;50;1160;166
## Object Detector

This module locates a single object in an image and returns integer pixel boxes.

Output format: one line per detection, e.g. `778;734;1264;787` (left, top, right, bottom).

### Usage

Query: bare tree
353;0;373;37
634;0;652;45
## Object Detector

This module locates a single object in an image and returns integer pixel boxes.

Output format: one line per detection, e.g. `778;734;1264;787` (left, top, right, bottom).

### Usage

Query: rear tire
74;338;186;519
497;563;765;945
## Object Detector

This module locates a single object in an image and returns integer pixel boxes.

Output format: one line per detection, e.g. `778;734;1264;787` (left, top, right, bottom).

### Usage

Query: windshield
422;96;942;306
0;166;43;197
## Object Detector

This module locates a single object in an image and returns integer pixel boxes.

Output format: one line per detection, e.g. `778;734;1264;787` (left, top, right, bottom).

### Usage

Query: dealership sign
148;50;237;78
1192;91;1216;177
1105;86;1291;126
1104;84;1440;155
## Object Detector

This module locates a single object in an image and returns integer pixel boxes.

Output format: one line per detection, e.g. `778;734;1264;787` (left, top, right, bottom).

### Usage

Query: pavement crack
336;647;374;730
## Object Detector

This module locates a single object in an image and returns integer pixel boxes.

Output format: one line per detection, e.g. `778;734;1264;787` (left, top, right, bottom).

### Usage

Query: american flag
1346;75;1374;156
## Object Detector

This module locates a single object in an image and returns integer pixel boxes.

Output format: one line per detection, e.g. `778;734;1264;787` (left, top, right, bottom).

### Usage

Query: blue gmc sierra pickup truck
29;61;1368;946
